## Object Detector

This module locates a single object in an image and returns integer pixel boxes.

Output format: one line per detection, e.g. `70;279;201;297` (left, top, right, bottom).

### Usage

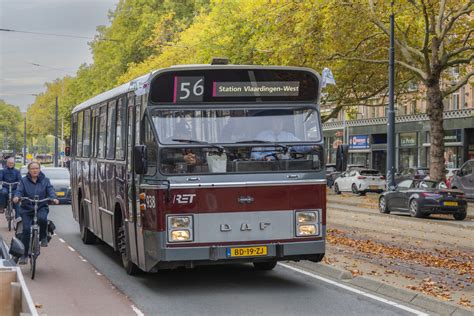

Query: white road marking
58;238;65;243
67;246;75;252
279;263;429;316
131;304;145;316
78;255;87;262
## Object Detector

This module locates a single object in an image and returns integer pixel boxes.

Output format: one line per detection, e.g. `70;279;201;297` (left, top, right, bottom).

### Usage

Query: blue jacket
14;172;57;213
0;167;22;191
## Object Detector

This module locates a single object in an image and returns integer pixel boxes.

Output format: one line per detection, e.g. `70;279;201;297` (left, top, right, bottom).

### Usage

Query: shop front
423;129;464;168
398;132;418;170
349;135;370;167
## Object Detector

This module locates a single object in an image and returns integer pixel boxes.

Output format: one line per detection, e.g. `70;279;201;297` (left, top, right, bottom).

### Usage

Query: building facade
323;109;474;174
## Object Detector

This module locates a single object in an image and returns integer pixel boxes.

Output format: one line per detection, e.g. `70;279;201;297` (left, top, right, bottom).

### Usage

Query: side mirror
9;237;25;258
133;145;148;174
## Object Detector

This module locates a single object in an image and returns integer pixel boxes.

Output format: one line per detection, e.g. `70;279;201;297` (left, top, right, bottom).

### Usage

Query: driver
251;116;314;161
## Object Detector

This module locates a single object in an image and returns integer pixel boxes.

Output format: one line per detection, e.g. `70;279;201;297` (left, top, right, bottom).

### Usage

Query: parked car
334;169;386;195
395;167;429;184
450;160;474;199
379;180;467;220
40;167;71;204
326;164;337;187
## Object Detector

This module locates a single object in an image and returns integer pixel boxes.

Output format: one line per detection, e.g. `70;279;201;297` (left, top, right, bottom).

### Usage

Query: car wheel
351;183;360;195
409;199;423;218
334;183;341;194
453;212;467;221
379;196;390;214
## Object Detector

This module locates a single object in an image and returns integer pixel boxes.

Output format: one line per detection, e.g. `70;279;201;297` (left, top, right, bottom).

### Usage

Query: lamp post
23;116;27;165
386;0;396;190
54;96;59;167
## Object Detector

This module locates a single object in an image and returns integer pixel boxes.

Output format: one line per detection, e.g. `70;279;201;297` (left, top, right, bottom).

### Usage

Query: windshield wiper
235;140;289;151
171;139;225;152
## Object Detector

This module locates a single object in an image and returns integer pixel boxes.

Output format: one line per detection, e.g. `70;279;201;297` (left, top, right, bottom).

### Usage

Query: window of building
452;93;460;110
83;109;91;157
76;111;83;157
106;100;117;159
98;105;107;158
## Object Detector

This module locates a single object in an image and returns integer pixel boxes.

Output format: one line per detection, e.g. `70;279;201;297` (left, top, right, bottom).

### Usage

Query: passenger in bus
251;116;314;161
13;162;59;264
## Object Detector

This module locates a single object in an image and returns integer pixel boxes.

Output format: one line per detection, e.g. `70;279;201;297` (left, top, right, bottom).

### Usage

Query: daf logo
219;222;271;232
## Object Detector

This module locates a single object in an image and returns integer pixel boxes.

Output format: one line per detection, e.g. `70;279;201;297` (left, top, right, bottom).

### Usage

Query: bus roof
71;64;320;114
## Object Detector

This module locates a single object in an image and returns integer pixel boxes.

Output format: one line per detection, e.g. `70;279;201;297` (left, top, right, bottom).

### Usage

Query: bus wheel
79;203;96;244
253;261;277;271
117;224;141;275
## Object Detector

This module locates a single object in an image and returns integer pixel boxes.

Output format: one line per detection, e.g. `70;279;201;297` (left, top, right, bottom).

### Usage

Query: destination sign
213;81;300;97
149;68;319;103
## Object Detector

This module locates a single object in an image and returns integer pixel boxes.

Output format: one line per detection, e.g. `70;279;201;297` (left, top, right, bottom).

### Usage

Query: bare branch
444;53;474;68
446;46;474;61
420;0;432;76
439;1;473;42
436;0;447;37
442;71;474;97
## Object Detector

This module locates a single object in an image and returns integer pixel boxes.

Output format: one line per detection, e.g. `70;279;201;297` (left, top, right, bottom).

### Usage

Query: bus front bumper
141;231;325;271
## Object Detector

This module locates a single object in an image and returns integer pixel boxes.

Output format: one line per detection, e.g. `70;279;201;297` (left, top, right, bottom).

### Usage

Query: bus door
126;96;139;265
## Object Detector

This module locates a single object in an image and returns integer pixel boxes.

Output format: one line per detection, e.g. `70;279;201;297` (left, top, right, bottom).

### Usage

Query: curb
289;261;473;316
327;202;474;230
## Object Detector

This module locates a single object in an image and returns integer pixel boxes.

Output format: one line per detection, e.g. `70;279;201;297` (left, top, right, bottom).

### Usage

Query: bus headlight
295;210;320;237
168;215;193;242
170;230;191;241
170;216;191;228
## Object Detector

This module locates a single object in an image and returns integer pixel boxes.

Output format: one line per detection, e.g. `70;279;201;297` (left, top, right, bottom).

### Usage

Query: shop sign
349;135;370;149
400;133;416;147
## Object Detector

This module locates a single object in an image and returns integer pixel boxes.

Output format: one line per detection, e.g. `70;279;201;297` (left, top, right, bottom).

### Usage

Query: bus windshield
151;106;321;145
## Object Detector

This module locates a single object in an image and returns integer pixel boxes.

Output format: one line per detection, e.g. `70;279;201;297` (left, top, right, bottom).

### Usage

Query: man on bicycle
13;162;59;264
0;157;22;218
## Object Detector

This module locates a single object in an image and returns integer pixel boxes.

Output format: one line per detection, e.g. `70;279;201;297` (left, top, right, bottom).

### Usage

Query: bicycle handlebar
20;197;52;203
0;181;20;186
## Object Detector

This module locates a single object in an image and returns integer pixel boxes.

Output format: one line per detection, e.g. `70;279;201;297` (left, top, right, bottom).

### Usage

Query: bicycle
20;196;51;280
1;181;20;231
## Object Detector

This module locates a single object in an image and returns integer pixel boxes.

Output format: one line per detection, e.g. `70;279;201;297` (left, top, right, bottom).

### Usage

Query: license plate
226;246;267;257
443;201;458;206
57;192;65;197
369;185;378;189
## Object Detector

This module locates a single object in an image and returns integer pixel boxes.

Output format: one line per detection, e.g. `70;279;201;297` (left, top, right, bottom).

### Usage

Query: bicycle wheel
30;230;39;280
6;204;12;231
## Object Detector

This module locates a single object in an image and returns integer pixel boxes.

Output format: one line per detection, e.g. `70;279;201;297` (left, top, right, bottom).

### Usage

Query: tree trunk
426;78;445;182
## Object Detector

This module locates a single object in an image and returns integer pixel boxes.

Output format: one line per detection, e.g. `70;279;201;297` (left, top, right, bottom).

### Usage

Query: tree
0;100;23;153
323;0;473;181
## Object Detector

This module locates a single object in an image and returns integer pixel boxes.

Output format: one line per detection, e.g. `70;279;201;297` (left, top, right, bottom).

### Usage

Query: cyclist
13;161;59;264
0;157;22;218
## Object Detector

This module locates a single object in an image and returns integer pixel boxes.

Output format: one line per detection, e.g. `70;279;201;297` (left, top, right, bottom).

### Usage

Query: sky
0;0;118;111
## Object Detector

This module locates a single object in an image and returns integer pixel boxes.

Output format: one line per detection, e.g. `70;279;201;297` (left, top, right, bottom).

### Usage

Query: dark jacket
14;172;57;213
0;167;22;191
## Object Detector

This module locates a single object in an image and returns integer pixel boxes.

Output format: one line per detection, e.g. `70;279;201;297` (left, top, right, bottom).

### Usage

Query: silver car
450;160;474;199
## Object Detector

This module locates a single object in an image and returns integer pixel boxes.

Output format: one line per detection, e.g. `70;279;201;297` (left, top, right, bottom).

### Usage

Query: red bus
70;62;326;274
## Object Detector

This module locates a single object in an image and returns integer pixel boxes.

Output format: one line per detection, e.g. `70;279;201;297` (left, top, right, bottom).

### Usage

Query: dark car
450;160;474;199
395;167;430;184
41;167;71;204
378;180;467;220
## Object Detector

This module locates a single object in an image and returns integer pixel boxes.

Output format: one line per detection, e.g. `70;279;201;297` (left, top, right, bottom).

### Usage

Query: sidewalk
0;217;138;316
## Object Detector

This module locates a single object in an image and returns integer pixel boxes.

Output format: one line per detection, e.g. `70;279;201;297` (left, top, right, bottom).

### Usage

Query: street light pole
23;116;27;165
386;1;396;190
54;96;59;167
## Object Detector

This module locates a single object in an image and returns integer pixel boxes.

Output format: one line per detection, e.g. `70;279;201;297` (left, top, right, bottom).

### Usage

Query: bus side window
144;117;157;176
76;111;83;157
106;100;117;159
98;105;107;158
116;97;126;160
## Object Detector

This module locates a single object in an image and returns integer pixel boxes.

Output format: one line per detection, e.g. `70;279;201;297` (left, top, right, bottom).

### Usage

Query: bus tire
79;203;96;245
253;261;277;271
117;221;141;275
